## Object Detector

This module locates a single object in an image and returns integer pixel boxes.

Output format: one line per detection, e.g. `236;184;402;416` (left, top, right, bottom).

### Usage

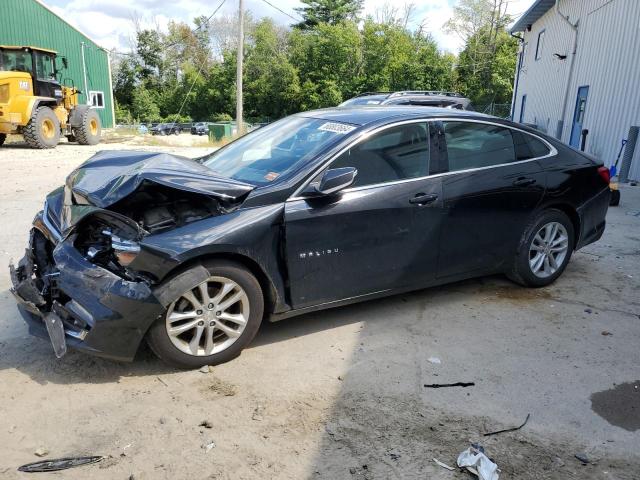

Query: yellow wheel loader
0;46;101;149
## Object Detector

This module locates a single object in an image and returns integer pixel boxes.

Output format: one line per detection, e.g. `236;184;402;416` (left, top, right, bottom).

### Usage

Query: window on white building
535;30;545;60
521;42;529;69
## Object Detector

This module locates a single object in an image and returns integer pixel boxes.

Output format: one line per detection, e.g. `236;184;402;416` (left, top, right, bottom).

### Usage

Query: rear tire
76;109;101;145
610;189;620;206
508;209;575;287
0;133;5;147
147;260;264;369
23;106;60;149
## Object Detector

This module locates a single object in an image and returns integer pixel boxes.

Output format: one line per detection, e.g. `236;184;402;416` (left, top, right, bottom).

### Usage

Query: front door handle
409;193;438;205
513;177;537;187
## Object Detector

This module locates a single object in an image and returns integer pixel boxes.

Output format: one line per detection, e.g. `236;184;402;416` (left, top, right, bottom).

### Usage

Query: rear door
284;121;444;309
436;120;551;279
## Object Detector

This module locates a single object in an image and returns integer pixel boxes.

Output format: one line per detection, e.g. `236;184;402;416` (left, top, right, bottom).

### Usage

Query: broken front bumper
10;212;165;362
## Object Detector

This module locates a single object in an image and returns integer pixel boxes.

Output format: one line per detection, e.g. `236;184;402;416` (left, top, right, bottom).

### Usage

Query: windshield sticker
318;122;356;134
264;172;280;181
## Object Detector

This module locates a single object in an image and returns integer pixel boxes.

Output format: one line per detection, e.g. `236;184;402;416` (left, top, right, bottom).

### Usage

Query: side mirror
315;167;357;195
62;57;68;69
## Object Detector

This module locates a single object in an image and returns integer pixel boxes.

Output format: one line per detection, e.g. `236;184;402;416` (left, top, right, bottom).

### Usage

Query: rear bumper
576;187;610;249
10;213;165;362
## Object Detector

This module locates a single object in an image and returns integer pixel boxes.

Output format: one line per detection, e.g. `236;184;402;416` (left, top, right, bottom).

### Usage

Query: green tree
295;0;363;29
245;19;301;119
445;0;516;107
289;21;362;104
131;85;161;122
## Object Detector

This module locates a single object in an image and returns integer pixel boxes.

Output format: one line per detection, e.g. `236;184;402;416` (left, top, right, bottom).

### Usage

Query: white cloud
45;0;535;53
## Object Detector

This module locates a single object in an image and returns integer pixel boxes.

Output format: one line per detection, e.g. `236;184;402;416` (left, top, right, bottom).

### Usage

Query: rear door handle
409;193;438;205
513;177;537;187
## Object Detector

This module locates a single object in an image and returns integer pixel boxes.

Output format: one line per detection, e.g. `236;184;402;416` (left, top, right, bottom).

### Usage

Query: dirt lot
0;139;639;479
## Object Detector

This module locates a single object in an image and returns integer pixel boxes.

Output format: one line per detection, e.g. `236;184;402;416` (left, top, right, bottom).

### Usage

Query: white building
510;0;640;180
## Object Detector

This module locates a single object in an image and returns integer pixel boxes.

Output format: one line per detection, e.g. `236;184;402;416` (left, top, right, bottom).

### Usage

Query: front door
436;120;548;279
284;121;444;309
570;86;589;148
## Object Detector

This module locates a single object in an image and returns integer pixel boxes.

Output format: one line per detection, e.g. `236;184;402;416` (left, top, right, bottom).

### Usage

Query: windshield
202;116;356;186
0;49;33;74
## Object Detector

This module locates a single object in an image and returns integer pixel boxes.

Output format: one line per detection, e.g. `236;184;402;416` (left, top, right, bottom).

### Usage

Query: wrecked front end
9;150;254;361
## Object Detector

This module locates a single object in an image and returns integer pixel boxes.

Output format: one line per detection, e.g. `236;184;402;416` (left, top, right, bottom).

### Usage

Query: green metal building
0;0;115;128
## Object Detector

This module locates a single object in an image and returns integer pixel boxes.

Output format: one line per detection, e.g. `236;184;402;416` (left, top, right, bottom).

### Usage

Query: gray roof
510;0;556;33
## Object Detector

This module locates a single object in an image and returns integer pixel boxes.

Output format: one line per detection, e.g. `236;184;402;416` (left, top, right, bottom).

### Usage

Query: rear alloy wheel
509;209;574;287
23;106;60;148
528;222;569;278
147;261;264;368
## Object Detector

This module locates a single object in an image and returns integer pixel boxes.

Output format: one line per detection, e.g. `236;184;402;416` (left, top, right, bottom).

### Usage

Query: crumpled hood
43;150;254;238
65;150;254;209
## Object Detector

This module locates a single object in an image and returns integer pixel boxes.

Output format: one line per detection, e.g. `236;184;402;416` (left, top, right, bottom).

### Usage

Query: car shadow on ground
0;274;531;387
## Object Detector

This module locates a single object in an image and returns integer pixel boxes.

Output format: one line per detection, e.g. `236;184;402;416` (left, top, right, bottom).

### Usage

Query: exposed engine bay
73;183;234;280
109;183;226;233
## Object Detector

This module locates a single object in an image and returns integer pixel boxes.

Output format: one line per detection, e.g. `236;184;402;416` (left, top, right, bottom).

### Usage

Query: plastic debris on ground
18;456;103;472
433;458;455;470
457;444;499;480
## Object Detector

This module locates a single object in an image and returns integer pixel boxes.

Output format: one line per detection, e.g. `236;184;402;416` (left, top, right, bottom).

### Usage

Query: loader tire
23;107;60;149
76;109;101;145
0;133;5;147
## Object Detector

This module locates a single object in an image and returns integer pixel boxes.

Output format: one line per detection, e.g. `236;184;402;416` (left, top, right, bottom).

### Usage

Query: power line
169;0;227;126
164;0;227;50
258;0;302;23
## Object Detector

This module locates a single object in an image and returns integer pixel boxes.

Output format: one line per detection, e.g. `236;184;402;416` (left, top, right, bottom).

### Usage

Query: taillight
597;166;610;184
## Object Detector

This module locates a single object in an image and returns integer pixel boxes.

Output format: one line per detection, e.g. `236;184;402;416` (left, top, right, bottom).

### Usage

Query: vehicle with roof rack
339;91;474;110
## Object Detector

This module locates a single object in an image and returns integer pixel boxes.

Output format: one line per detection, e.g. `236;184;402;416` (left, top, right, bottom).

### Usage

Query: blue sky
44;0;535;53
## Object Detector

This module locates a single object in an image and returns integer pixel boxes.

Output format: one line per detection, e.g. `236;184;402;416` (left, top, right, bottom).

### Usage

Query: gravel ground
0;140;639;479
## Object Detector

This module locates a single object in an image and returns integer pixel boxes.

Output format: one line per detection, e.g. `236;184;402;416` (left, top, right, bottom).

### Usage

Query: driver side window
330;122;430;188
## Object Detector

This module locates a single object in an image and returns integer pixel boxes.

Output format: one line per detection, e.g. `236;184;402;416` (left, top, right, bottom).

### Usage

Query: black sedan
150;123;181;135
10;107;611;368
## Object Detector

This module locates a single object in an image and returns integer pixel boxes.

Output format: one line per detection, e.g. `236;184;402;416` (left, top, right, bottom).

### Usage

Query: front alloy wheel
147;260;264;368
166;276;249;356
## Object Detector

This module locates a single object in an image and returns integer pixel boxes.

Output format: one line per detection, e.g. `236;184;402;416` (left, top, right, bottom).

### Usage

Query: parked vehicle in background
150;123;181;135
10;107;610;369
191;122;210;135
340;91;474;110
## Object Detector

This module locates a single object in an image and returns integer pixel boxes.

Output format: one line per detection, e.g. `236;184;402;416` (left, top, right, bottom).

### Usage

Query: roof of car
298;106;490;126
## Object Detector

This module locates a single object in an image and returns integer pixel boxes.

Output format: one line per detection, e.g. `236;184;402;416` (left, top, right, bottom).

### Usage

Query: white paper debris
457;446;499;480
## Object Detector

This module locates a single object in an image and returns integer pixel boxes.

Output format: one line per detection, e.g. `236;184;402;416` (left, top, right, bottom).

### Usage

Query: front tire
23;106;60;149
0;133;5;147
147;260;264;369
509;209;575;287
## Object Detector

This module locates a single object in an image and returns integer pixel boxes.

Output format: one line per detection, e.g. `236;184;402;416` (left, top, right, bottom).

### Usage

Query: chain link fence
476;103;512;119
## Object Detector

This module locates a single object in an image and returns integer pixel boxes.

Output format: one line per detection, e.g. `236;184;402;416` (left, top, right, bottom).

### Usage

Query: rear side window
331;122;429;187
512;130;551;160
443;121;516;171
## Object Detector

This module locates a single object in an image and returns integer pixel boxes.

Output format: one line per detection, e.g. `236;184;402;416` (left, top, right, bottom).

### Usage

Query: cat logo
18;81;30;91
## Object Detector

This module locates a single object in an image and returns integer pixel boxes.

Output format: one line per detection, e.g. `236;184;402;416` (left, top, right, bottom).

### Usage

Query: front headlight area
74;213;144;280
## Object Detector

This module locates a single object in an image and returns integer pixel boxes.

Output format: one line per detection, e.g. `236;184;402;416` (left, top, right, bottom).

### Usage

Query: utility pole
236;0;244;134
